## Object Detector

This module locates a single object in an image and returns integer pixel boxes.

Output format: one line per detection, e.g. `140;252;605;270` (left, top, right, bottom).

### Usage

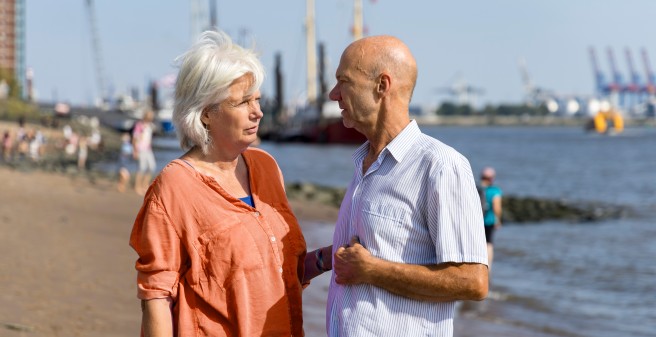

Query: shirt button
279;267;283;273
253;211;260;217
270;236;276;242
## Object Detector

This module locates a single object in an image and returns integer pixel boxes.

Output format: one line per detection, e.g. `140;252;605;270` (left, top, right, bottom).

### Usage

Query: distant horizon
25;0;656;110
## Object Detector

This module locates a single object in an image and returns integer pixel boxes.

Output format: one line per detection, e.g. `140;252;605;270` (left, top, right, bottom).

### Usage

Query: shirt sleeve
493;186;503;198
132;122;143;137
129;195;185;300
428;157;488;265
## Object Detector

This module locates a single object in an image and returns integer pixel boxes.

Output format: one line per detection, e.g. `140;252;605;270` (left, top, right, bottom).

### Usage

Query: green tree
0;68;22;100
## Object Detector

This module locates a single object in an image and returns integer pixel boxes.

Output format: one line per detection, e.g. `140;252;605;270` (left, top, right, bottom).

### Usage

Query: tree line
436;102;549;116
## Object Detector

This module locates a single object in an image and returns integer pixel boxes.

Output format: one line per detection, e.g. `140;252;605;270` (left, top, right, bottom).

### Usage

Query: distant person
130;30;327;337
77;135;88;170
28;128;44;161
479;166;503;269
116;132;132;193
132;109;156;195
326;35;488;337
16;127;29;161
2;130;14;161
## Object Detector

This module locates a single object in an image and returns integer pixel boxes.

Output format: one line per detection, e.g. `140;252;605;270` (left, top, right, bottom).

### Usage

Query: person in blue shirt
480;167;503;269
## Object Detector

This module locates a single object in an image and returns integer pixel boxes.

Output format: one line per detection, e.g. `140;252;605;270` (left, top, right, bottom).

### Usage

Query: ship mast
353;0;363;41
306;0;317;103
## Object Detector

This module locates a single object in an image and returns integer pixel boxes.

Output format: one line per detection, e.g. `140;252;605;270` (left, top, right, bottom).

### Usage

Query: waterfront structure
0;0;25;99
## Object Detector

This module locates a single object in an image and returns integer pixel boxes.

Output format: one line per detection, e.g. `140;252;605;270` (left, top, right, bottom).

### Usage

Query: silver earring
204;126;211;145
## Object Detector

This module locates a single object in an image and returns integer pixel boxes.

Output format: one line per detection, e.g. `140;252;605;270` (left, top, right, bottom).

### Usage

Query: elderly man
325;35;489;337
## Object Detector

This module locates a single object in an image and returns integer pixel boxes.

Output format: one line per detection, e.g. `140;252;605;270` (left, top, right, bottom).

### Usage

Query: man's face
328;48;377;132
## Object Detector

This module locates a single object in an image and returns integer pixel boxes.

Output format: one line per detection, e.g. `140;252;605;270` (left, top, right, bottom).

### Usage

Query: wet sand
0;165;538;337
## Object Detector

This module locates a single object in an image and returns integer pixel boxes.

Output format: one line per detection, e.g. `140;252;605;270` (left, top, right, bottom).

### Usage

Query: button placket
254;211;283;267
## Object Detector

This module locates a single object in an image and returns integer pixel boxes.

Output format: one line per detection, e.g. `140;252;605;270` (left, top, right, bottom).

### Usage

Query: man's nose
328;85;340;101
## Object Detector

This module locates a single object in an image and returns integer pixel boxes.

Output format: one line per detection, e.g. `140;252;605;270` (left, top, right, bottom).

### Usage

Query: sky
26;0;656;108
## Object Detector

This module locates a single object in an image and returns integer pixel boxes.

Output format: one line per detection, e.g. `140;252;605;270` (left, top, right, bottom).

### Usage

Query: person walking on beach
479;166;503;270
116;132;133;192
130;30;327;337
326;35;489;337
2;129;14;161
132;109;156;195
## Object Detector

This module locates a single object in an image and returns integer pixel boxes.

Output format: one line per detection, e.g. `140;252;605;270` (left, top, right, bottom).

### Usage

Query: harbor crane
641;48;656;96
435;73;484;108
84;0;108;104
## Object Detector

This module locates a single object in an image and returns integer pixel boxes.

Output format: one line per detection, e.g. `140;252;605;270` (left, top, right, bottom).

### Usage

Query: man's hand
333;236;375;285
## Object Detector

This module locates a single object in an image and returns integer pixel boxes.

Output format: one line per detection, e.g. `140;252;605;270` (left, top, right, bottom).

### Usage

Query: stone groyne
285;182;631;224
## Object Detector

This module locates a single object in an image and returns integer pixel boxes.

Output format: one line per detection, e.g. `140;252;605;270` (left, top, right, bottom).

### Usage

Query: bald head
343;35;418;102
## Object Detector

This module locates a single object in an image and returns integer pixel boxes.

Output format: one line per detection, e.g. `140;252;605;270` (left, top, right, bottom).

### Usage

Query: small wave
487;290;509;301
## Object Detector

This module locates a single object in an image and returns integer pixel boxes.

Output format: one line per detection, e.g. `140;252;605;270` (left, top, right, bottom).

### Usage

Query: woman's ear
200;106;211;125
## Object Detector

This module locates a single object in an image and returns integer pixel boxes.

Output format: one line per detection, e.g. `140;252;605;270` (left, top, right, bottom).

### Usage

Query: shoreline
0;165;570;336
413;114;656;127
0;116;584;336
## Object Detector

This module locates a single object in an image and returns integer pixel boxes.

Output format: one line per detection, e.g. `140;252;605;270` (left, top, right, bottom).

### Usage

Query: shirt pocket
361;200;411;250
196;215;264;291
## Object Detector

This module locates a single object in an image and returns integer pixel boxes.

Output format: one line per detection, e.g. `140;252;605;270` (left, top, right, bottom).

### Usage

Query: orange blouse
130;148;307;336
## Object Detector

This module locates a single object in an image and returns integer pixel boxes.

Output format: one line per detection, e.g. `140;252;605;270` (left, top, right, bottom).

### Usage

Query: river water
144;125;656;337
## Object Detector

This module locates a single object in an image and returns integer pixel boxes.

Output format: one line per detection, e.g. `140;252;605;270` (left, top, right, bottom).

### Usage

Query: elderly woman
130;31;332;337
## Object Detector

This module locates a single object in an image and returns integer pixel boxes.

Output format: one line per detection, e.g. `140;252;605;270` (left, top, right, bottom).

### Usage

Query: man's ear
377;73;391;95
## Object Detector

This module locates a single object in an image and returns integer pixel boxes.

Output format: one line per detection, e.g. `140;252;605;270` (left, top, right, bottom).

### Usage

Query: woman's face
202;74;262;152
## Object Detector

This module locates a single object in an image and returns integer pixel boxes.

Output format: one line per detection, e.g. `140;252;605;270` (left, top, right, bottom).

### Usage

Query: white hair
172;30;265;154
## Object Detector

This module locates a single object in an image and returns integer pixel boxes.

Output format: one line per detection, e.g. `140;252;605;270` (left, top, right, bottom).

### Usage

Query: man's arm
141;298;173;337
333;237;488;302
493;195;502;228
132;122;142;159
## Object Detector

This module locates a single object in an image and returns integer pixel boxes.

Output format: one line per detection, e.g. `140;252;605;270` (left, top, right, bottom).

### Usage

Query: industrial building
0;0;26;99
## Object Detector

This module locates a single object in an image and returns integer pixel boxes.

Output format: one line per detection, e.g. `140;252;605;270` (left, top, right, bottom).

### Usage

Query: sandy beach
0;164;534;337
0;165;342;336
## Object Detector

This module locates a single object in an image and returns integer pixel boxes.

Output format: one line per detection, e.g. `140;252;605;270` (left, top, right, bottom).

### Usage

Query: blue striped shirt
326;120;488;337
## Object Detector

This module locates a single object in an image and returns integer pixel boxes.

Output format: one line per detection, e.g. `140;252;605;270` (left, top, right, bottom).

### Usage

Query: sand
0;165;537;337
0;165;341;336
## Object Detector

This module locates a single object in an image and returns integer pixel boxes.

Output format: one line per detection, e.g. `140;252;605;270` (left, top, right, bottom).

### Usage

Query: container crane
624;48;641;93
606;48;623;93
641;48;656;96
435;73;484;107
624;48;642;107
517;57;556;107
588;47;609;95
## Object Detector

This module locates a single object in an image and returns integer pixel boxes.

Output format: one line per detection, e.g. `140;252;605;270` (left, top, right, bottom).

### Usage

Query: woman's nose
251;103;263;119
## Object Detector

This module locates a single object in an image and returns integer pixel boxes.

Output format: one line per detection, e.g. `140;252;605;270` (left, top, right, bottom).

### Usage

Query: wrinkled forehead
336;44;368;76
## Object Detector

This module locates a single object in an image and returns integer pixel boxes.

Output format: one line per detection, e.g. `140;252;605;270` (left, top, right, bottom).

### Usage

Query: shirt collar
385;120;420;163
351;120;420;166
